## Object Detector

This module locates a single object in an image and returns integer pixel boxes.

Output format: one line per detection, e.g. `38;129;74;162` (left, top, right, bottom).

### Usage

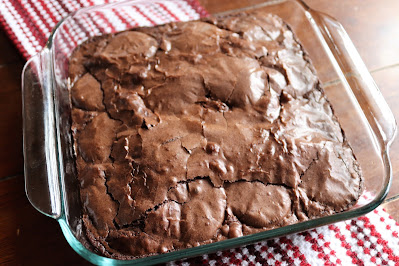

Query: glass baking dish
21;0;397;264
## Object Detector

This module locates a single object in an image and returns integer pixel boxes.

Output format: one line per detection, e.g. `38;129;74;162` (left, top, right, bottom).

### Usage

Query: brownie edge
69;10;363;259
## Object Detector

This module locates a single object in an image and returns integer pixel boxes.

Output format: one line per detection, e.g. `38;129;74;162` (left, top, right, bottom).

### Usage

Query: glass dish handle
308;9;397;150
22;49;61;218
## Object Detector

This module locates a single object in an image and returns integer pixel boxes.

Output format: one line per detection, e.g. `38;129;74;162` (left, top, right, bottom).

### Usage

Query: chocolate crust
69;10;363;259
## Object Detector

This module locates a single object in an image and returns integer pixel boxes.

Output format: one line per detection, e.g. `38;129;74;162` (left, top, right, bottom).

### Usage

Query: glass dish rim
24;0;397;264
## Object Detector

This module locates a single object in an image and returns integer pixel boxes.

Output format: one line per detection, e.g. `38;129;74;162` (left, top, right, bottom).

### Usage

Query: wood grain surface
1;0;399;265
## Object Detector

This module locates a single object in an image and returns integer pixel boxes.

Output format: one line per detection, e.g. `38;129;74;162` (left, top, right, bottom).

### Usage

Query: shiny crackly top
69;11;363;259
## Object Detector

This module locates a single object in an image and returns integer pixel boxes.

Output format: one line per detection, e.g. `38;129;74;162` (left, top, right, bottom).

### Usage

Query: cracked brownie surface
69;11;363;259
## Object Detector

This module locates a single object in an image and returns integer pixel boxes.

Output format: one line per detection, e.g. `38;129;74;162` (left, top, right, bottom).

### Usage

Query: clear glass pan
22;0;396;264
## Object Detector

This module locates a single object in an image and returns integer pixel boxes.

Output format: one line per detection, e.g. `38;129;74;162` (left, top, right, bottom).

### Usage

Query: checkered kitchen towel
172;196;399;265
0;0;207;59
1;0;399;265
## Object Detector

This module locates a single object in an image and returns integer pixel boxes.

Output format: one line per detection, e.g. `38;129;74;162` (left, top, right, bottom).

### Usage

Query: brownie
68;11;363;259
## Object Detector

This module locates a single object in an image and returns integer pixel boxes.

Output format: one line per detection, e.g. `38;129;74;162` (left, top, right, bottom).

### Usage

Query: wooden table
1;0;399;264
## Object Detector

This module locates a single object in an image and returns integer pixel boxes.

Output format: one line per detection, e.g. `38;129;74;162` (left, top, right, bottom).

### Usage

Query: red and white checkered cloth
1;0;399;265
172;195;399;265
0;0;207;59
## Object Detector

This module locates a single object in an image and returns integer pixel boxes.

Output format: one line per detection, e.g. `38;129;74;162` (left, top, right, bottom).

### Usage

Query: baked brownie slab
69;11;363;259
